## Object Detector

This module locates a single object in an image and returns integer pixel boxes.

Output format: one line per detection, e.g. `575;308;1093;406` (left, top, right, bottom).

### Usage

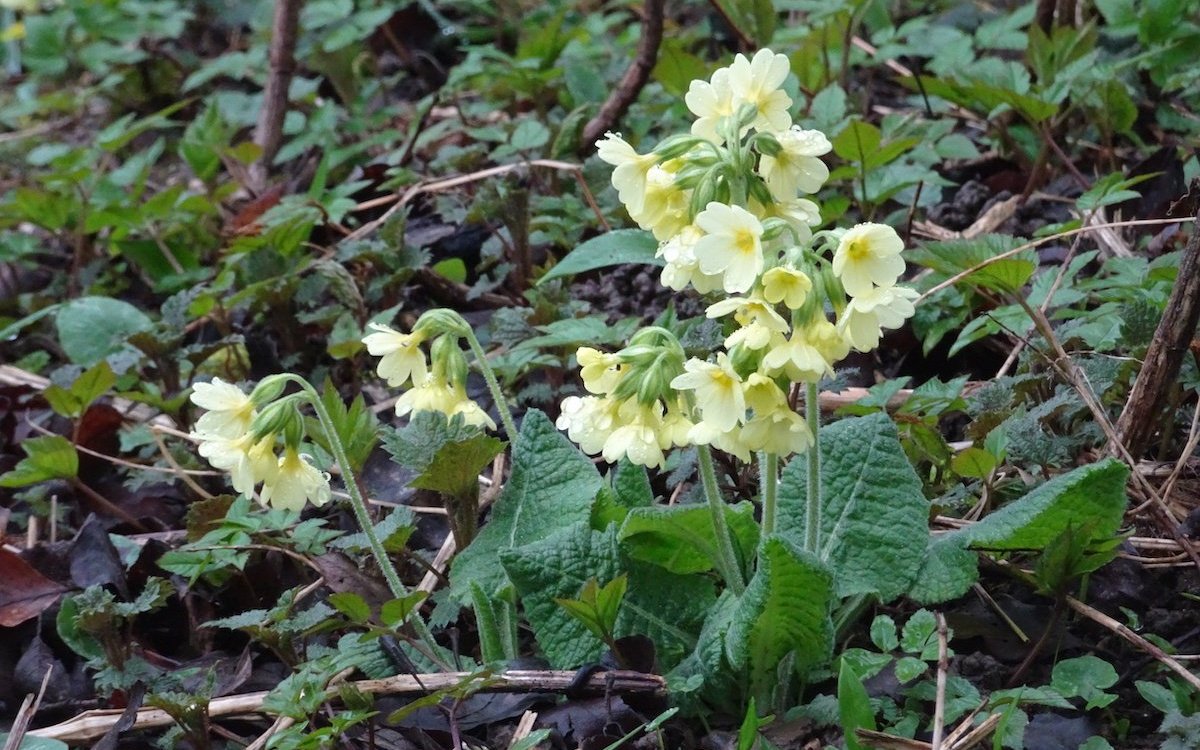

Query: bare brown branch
579;0;665;152
249;0;304;193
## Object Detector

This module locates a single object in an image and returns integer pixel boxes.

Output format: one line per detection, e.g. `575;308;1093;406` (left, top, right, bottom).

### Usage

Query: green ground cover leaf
538;229;662;284
449;410;601;601
55;296;154;366
0;435;79;487
501;522;714;668
778;412;930;600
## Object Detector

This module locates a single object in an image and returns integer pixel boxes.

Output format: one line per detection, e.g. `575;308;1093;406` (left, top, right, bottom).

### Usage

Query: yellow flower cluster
190;379;332;510
561;49;918;467
361;321;496;430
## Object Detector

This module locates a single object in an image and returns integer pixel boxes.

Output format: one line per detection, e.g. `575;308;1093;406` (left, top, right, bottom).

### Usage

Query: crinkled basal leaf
449;410;601;602
538;229;662;285
909;459;1128;604
500;522;714;669
55;296;154;366
619;501;758;575
955;459;1128;550
777;413;929;601
613;460;653;508
726;535;834;676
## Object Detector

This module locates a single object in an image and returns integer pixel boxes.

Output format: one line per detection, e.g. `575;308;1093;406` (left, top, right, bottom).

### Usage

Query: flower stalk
804;381;822;554
698;444;746;595
760;451;779;536
461;327;520;440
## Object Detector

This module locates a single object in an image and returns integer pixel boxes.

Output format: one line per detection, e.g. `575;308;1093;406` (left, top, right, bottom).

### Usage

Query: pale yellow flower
727;49;793;134
837;285;919;352
832;223;906;297
762;329;832;383
394;374;496;430
596;132;658;216
602;399;667;468
741;404;813;456
191;378;257;439
670;353;745;432
761;197;821;244
685;67;735;142
577;347;624;395
556;395;620;455
630;164;689;241
659;401;695;450
198;432;279;496
658;226;725;293
761;266;813;309
693;202;764;294
259;446;332;511
362;322;428;388
759;127;831;200
705;296;790;351
687;420;752;462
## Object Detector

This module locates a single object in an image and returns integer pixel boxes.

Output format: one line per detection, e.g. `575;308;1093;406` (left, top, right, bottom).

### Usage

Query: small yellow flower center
847;239;870;262
734;229;757;256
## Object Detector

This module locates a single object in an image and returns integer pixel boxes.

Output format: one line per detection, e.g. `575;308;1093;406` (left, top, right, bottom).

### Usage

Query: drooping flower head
362;322;428;388
191;378;257;439
259;445;332;511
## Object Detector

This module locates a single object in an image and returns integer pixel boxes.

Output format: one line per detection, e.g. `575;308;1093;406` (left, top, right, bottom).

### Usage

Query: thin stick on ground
1066;595;1200;693
29;670;666;743
3;668;52;750
579;0;665;150
931;613;949;750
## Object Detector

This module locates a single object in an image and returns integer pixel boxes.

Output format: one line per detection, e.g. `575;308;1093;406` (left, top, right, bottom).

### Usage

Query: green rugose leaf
538;229;662;285
907;235;1036;295
838;660;877;750
449;410;601;602
777;413;930;601
726;535;834;679
501;522;714;669
619;501;758;575
909;459;1128;603
55;296;154;367
0;435;79;487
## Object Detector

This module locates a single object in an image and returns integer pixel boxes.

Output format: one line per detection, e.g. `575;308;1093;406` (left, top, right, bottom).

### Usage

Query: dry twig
580;0;665;150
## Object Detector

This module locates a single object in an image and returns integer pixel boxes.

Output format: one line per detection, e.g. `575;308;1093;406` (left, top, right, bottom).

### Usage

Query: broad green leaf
327;592;370;623
449;410;601;601
619;501;758;575
0;435;79;487
910;460;1127;604
906;534;979;604
899;609;938;659
952;447;997;479
666;590;741;709
55;296;153;367
869;614;899;652
726;535;834;678
410;432;505;499
539;229;662;285
954;459;1128;550
501;522;714;668
613;460;654;508
777;413;930;600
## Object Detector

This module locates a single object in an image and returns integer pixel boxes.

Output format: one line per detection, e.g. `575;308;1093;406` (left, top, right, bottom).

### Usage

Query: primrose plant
559;49;917;566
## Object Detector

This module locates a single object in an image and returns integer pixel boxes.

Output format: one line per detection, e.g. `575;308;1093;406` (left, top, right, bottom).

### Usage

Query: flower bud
749;177;775;209
249;396;302;443
760;217;790;242
653;134;703;161
754;132;782;157
688;168;719;221
249;374;289;407
415;308;471;338
430;335;469;387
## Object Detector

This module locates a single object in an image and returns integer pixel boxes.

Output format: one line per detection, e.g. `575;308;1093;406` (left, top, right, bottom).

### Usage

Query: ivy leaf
501;522;714;668
449;410;601;602
55;296;153;366
0;435;79;487
777;413;930;601
726;535;834;679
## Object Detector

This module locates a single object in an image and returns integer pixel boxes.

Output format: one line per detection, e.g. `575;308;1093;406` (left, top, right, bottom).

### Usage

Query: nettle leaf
909;459;1127;603
55;296;154;367
726;535;834;677
0;435;79;488
449;410;601;602
619;501;759;575
501;522;714;668
908;235;1036;294
778;413;930;601
538;229;662;285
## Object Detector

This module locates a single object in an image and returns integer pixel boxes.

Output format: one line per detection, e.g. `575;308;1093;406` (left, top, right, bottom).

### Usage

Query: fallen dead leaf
0;547;69;627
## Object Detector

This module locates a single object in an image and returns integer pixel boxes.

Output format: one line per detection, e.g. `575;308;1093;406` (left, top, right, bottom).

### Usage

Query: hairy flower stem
804;381;822;553
462;330;520;440
285;376;444;661
760;451;779;536
698;445;746;596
